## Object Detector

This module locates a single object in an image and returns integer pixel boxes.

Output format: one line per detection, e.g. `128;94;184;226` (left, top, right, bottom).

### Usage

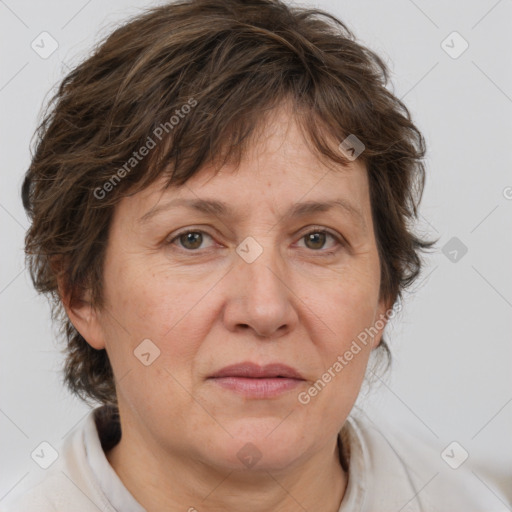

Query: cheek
99;262;211;417
305;266;380;343
104;257;176;330
333;285;378;337
298;284;377;425
101;258;217;370
302;274;380;404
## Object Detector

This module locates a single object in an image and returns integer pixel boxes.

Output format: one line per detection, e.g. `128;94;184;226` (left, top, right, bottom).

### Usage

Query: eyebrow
138;197;365;228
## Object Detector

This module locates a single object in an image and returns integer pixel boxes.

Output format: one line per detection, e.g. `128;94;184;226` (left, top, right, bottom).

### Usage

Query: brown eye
298;228;344;255
304;231;328;250
179;232;203;250
168;230;215;251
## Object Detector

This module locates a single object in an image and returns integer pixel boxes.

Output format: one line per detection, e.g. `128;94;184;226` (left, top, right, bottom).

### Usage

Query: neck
106;422;347;512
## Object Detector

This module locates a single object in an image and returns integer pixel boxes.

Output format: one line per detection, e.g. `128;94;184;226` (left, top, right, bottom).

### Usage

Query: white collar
84;408;145;512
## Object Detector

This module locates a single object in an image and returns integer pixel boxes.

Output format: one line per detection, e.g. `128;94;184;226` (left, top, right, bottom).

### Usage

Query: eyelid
299;225;343;240
296;226;346;252
166;225;347;253
166;227;217;249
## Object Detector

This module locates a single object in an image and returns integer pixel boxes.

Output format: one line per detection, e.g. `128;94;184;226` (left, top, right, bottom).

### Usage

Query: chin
205;418;309;472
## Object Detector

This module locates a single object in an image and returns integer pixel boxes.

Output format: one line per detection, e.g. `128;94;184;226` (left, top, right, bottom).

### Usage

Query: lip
207;362;305;399
209;362;305;379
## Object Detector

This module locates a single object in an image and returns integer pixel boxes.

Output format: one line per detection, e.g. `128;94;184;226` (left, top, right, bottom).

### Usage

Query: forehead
118;108;371;229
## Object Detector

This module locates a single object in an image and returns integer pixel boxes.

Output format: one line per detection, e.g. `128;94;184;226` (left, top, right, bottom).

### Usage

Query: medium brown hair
22;0;435;406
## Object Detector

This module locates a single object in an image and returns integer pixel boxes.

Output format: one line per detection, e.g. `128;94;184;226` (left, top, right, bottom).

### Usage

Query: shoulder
2;409;115;512
1;478;57;512
2;474;86;512
343;408;507;511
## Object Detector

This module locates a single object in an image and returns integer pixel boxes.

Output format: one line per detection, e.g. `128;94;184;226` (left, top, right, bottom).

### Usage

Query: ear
58;278;106;350
371;297;394;350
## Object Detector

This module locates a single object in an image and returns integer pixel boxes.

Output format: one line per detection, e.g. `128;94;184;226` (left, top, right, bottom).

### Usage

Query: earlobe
57;280;106;350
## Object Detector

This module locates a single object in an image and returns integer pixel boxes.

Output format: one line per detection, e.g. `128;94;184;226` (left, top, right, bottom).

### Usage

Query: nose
222;242;299;340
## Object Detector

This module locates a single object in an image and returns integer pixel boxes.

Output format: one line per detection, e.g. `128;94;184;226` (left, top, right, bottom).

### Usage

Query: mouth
207;362;305;399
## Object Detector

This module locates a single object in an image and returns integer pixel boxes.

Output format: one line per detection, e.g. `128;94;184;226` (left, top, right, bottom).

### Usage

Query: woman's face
80;108;389;472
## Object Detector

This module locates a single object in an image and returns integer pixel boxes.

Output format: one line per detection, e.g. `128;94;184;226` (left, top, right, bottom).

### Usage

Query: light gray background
1;0;511;506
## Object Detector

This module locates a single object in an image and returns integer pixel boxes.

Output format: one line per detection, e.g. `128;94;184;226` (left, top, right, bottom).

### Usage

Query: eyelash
166;226;345;256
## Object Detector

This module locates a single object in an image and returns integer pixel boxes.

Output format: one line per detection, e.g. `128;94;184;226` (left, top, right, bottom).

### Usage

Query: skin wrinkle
19;2;436;507
66;108;390;512
22;0;434;413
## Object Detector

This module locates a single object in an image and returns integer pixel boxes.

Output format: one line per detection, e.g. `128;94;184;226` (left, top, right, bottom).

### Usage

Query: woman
6;0;497;510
